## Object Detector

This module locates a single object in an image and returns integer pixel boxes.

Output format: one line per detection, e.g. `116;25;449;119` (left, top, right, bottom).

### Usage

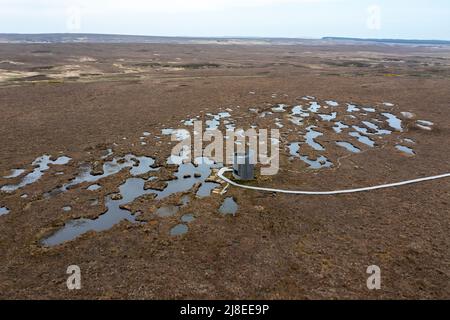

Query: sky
0;0;449;40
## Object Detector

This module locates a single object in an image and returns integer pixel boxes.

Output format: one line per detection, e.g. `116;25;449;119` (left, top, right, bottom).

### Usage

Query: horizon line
1;32;450;42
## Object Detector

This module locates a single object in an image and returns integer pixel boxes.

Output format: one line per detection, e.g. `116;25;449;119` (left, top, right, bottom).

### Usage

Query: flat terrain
0;41;449;299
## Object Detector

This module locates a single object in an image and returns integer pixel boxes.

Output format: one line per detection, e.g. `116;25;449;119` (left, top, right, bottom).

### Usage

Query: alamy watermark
366;265;381;290
66;265;81;290
66;6;82;32
367;5;381;31
64;264;381;291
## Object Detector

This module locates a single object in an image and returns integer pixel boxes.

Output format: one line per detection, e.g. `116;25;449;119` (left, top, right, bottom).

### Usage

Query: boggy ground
0;42;449;299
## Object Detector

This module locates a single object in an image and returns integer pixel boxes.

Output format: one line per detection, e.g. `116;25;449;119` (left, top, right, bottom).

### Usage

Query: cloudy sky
0;0;449;40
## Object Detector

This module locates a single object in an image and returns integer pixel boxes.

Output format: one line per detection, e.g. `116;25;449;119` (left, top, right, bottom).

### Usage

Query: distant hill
322;37;450;45
0;33;449;46
0;33;201;43
0;33;310;45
